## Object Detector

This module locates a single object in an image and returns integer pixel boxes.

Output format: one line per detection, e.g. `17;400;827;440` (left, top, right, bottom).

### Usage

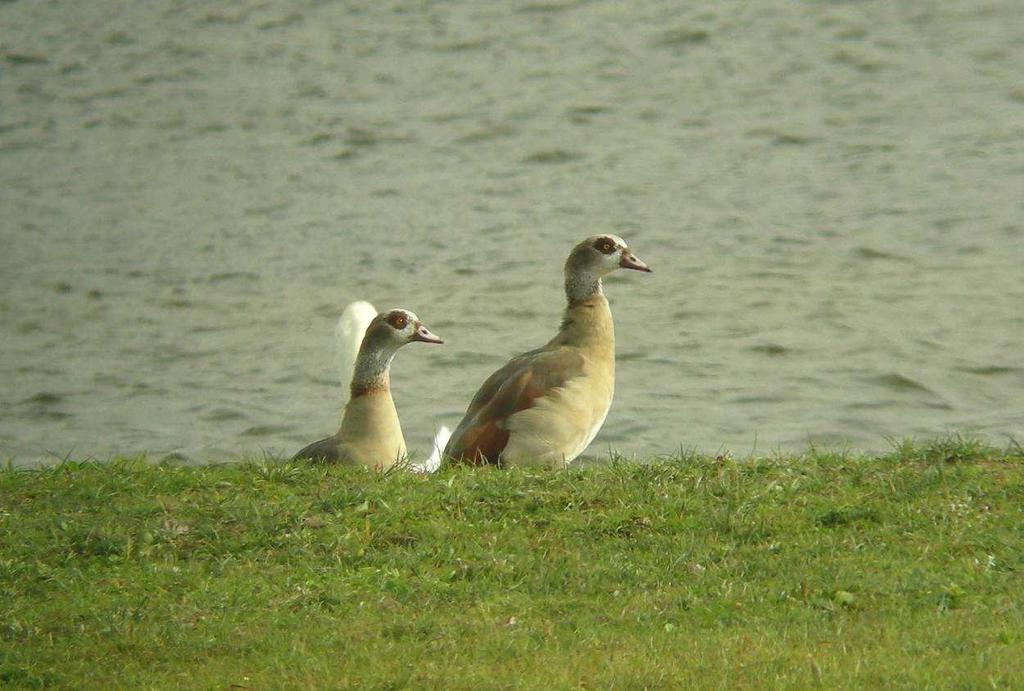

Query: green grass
2;437;1023;689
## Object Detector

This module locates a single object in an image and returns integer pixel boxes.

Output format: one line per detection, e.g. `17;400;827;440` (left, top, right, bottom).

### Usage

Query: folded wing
445;348;585;465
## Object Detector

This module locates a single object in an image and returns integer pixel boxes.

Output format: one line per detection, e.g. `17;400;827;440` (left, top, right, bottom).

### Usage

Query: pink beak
412;322;444;344
619;250;652;273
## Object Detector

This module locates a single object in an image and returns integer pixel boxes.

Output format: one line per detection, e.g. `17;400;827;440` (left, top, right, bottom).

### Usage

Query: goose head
564;234;650;303
366;309;444;348
350;309;443;395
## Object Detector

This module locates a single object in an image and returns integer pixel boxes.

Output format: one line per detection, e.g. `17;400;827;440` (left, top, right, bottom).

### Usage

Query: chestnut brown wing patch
445;348;585;466
449;419;510;466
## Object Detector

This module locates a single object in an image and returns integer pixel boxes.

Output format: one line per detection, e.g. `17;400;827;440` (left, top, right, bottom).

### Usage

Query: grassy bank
2;438;1023;688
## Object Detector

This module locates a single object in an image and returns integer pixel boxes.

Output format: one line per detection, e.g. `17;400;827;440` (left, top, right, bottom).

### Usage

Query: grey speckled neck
350;341;398;396
565;269;603;307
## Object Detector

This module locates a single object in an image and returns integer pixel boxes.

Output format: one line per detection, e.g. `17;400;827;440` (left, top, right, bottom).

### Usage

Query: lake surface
2;0;1022;465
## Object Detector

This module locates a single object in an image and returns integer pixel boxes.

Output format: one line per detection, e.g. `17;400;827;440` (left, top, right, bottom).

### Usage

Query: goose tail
425;424;451;473
410;424;451;473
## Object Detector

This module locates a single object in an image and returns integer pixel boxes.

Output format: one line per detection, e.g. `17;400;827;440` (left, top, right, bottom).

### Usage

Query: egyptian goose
444;234;650;468
328;301;450;471
293;308;443;470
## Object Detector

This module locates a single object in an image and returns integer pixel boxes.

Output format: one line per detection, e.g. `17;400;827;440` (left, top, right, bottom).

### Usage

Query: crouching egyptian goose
293;308;443;470
330;301;450;471
444;235;650;468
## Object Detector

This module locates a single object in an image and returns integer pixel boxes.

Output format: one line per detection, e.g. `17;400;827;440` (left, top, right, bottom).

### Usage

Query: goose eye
388;313;408;330
594;238;616;254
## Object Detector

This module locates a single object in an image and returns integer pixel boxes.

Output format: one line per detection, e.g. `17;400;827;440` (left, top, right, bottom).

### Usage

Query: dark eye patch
593;237;616;254
387;311;408;330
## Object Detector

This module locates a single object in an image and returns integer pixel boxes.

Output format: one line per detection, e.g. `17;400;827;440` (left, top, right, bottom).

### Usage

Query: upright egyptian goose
444;234;650;468
293;308;443;470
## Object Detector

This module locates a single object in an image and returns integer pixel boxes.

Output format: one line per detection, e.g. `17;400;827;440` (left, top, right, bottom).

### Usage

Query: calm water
2;1;1022;465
